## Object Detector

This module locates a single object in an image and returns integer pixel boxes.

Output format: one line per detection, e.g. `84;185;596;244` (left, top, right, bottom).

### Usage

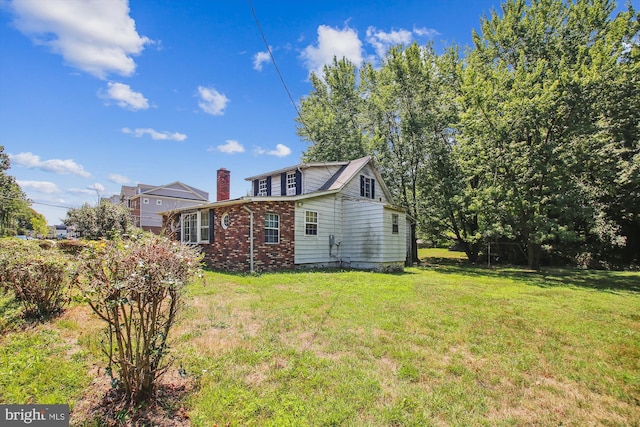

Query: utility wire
247;0;309;131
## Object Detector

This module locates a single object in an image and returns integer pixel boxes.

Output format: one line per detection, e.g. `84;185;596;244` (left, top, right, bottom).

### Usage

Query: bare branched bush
78;234;202;404
0;238;72;317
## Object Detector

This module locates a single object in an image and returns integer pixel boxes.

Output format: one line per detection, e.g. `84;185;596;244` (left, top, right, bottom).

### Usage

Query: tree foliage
64;200;133;240
459;0;639;268
0;146;30;237
296;0;639;268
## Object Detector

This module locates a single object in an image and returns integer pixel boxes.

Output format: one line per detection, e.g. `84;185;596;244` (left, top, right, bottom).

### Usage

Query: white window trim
286;171;297;196
305;210;318;236
392;214;399;234
264;213;280;244
182;211;209;244
143;198;149;204
221;213;230;229
156;199;162;205
258;179;268;196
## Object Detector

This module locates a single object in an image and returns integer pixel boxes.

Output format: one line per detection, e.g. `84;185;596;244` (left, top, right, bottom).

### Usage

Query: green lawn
1;265;639;426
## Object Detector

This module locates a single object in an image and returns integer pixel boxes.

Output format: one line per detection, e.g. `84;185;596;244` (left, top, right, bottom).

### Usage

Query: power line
247;0;309;130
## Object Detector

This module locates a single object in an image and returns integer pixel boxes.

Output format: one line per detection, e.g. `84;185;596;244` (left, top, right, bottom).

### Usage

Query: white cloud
108;173;129;184
87;182;105;192
101;82;149;110
301;25;363;76
413;26;440;38
366;27;413;58
215;140;245;154
122;127;187;141
253;50;271;71
9;0;151;79
10;152;91;177
267;144;291;157
253;144;292;158
68;182;104;195
197;86;229;116
16;180;61;194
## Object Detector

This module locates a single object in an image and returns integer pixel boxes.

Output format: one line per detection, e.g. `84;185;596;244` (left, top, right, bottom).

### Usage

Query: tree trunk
527;239;541;270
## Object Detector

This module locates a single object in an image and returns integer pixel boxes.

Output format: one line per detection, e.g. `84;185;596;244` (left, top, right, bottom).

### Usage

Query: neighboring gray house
164;156;412;272
114;182;208;234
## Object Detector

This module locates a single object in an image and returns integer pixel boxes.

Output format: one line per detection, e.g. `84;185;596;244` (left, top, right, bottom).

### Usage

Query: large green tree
0;146;30;237
458;0;638;269
296;57;369;162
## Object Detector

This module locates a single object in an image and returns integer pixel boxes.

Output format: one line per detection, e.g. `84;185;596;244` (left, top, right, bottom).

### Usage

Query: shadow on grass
421;261;640;293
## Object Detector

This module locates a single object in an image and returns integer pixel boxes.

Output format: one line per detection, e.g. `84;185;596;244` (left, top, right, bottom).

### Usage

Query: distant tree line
0;146;48;237
296;0;639;269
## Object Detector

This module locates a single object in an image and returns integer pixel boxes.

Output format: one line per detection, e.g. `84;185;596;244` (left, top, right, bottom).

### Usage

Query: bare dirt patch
70;368;195;426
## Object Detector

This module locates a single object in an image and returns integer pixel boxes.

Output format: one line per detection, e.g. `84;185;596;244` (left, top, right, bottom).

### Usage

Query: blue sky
1;0;506;224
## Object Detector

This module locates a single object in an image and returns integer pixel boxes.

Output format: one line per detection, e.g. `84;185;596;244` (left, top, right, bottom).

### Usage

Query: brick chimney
217;168;230;201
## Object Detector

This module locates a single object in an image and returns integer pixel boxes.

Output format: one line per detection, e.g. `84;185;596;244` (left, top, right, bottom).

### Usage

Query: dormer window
286;172;297;195
360;175;375;199
258;179;268;196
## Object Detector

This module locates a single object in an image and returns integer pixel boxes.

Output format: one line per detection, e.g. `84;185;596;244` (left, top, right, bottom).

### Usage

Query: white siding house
165;156;412;272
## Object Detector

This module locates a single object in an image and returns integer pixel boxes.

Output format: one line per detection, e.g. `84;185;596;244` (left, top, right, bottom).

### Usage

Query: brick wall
200;201;295;272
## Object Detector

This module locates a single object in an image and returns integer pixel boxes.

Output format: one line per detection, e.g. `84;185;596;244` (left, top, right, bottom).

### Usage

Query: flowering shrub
0;238;72;317
78;234;202;403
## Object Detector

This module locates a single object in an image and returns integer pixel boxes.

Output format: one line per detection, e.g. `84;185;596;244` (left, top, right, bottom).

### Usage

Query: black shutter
371;179;376;199
295;170;302;195
281;172;287;196
253;179;259;196
266;176;272;196
209;210;215;242
360;175;365;197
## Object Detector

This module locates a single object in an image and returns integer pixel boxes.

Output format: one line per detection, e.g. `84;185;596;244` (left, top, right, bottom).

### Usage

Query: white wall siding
303;166;342;194
294;194;343;265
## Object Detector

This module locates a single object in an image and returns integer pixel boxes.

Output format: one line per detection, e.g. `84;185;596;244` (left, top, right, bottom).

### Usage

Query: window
200;210;210;243
221;213;230;229
264;213;279;244
305;210;318;236
392;214;399;234
258;179;268;196
360;175;375;199
156;199;162;206
286;172;297;195
182;212;198;243
182;211;209;244
143;198;149;204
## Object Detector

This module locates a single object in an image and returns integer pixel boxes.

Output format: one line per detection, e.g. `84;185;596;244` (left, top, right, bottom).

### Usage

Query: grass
1;264;639;426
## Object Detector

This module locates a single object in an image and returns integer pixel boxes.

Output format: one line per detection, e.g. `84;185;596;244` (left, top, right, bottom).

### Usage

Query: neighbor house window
392;214;399;234
143;198;149;204
305;210;318;236
286;172;297;195
200;210;209;243
258;179;268;196
264;213;279;244
360;175;375;199
156;199;162;205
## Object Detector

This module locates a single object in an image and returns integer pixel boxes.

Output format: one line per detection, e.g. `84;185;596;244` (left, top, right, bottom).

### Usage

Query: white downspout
242;205;255;273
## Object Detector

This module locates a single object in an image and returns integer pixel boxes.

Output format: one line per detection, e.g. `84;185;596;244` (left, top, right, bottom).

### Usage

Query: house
163;156;411;273
112;182;209;234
